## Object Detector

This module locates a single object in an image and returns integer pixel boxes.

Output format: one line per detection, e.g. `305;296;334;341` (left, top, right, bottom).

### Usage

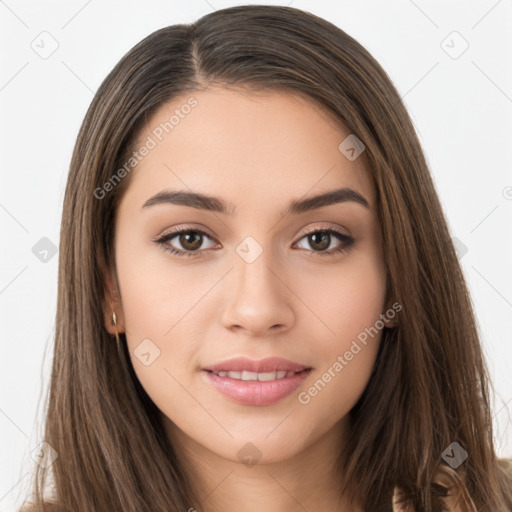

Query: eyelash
154;224;355;259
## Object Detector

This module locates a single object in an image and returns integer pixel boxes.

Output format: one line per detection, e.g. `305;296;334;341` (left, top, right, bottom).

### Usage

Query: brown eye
294;228;354;256
154;226;355;259
177;231;203;251
155;228;217;258
306;232;331;251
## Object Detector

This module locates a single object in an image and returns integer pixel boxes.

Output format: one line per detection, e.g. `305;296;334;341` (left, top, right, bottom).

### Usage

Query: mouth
202;356;311;375
204;369;311;381
202;366;313;406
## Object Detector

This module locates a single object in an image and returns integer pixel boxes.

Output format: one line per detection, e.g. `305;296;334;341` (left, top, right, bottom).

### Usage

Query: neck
163;415;363;512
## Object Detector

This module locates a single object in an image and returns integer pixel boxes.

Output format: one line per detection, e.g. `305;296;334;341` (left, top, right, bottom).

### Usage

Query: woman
21;4;512;511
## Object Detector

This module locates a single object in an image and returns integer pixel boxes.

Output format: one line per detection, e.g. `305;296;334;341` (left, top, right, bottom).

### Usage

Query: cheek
115;228;211;341
293;246;387;343
114;238;208;403
293;248;386;410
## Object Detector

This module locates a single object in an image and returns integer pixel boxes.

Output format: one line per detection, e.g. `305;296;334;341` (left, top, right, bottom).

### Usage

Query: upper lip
203;357;311;373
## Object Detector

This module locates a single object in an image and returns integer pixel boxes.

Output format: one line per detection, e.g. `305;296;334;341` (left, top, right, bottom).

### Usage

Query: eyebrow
141;187;370;216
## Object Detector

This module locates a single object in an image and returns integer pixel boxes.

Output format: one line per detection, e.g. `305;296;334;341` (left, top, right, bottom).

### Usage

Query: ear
382;299;399;328
97;248;125;335
382;316;397;329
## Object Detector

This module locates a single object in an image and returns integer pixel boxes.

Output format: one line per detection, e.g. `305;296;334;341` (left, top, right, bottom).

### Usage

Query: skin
103;86;393;512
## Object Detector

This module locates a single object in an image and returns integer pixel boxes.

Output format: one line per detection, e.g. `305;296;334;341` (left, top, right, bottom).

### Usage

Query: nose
221;247;295;337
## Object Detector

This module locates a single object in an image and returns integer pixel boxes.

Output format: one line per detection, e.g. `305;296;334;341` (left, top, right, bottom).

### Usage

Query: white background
1;1;511;510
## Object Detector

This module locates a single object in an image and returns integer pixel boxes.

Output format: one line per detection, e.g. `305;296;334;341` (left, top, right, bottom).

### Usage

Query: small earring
111;311;121;349
385;318;399;329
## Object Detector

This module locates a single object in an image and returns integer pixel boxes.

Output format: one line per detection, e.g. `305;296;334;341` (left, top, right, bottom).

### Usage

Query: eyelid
152;224;217;242
154;221;353;257
297;221;351;238
154;221;350;241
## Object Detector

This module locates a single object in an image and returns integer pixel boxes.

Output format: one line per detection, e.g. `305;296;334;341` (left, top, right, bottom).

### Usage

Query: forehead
120;87;375;213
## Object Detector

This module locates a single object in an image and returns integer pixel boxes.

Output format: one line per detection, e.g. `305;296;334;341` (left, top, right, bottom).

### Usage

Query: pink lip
202;369;312;406
203;356;310;373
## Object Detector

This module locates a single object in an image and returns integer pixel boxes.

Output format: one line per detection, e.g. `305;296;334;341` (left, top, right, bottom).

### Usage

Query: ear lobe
382;300;399;328
383;316;397;328
97;248;125;334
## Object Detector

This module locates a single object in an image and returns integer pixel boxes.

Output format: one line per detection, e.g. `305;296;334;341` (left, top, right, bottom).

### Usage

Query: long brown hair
20;5;512;511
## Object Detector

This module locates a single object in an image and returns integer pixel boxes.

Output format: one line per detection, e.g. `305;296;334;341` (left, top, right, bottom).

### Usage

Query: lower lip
202;369;311;406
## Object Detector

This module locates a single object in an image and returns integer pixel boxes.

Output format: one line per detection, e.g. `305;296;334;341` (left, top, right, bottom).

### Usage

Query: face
104;86;390;467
